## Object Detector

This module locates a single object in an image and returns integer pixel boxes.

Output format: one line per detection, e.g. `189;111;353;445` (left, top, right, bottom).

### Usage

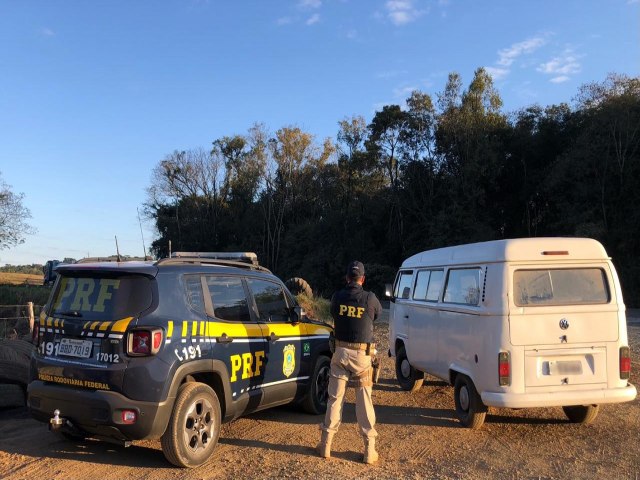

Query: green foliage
0;264;43;275
145;73;640;307
0;285;51;306
296;292;331;324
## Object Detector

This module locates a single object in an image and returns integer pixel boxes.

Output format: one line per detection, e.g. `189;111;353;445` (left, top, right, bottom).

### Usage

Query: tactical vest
331;283;376;343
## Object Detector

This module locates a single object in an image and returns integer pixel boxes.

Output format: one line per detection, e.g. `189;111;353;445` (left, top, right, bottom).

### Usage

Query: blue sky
1;0;638;265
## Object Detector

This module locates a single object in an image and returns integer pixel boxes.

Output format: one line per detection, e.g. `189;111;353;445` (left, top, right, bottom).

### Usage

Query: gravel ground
0;321;638;479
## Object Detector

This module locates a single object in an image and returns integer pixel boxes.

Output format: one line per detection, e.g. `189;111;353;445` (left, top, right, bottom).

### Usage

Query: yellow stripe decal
181;321;188;338
191;321;198;337
54;319;59;328
167;321;174;339
205;322;264;338
90;321;100;331
111;317;133;333
200;321;205;336
99;322;112;331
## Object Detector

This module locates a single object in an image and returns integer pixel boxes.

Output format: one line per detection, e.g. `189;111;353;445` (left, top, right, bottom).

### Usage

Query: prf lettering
339;304;365;318
230;350;265;382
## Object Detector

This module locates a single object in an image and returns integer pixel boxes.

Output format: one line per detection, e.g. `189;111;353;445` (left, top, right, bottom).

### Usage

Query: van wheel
454;374;487;429
161;383;221;468
562;405;599;424
395;345;424;392
302;354;331;414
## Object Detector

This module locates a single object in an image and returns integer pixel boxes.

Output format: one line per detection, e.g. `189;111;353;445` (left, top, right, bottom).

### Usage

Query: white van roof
401;237;609;268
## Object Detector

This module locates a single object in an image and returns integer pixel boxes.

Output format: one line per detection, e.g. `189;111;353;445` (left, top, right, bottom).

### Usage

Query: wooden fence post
28;302;34;334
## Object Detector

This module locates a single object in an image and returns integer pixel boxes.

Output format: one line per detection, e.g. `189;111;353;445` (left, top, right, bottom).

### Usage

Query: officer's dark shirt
330;282;382;343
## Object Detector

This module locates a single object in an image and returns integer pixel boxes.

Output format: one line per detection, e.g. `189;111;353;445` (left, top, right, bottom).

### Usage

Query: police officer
317;260;382;464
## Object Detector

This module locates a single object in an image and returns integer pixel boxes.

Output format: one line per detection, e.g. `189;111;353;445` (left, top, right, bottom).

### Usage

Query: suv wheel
161;382;221;468
395;344;424;392
302;354;331;414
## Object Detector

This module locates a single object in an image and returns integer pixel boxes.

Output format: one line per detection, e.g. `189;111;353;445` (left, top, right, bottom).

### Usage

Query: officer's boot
316;430;333;459
363;437;378;464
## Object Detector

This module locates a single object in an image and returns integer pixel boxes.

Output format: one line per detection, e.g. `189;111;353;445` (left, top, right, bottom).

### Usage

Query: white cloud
376;70;408;79
393;85;418;98
306;13;320;25
537;49;582;82
484;66;509;81
40;28;55;36
496;36;547;67
276;16;293;26
299;0;322;8
484;35;548;81
385;0;425;26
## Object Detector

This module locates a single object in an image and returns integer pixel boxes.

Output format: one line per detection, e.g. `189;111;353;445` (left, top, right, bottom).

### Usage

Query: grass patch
0;285;51;306
296;292;332;325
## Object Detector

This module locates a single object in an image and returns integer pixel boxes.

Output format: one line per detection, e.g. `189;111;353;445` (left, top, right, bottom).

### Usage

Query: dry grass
0;273;43;286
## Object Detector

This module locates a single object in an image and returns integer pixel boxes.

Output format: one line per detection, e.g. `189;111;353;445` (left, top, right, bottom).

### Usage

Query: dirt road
1;324;639;479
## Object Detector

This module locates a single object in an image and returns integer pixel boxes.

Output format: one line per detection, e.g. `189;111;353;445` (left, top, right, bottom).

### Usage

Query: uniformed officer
317;260;382;464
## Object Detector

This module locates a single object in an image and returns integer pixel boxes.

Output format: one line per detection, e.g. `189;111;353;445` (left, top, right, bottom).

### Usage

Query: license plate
58;338;93;359
548;360;583;376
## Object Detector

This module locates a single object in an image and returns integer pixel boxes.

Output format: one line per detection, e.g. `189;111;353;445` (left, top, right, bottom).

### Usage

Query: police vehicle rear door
246;277;307;407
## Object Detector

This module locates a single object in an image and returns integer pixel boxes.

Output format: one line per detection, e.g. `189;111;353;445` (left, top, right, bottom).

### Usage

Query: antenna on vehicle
115;235;122;262
137;207;148;260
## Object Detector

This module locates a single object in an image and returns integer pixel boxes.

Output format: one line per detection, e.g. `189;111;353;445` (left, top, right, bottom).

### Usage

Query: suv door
201;274;268;411
246;277;306;407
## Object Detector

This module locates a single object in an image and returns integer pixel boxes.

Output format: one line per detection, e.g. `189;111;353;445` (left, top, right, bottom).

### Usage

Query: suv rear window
49;274;153;321
514;268;610;306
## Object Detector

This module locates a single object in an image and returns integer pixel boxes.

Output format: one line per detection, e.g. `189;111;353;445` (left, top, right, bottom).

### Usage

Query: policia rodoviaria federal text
317;260;382;464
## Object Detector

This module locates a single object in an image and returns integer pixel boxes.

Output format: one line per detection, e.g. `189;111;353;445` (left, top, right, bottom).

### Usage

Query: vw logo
559;318;570;330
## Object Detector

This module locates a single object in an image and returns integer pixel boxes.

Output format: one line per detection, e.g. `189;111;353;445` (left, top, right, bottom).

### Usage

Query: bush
296;292;332;325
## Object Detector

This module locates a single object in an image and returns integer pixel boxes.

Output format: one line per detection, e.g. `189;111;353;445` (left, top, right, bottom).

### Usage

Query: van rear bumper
481;383;637;408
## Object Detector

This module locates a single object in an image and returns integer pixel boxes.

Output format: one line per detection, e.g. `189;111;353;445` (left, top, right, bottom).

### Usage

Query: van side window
413;270;444;302
394;271;414;299
443;268;480;306
514;268;610;306
426;270;444;301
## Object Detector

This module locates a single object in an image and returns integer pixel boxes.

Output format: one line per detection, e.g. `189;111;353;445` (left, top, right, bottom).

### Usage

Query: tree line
145;70;640;306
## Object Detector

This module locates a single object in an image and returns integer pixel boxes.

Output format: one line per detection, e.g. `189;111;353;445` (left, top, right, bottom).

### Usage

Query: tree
0;172;35;250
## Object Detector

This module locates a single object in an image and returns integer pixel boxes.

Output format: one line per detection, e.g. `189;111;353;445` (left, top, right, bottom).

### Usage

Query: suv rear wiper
58;310;83;317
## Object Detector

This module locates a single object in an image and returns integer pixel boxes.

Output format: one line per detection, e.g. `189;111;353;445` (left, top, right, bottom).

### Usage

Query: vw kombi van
388;238;636;429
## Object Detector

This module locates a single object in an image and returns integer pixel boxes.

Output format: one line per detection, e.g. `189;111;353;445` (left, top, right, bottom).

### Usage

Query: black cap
346;261;365;278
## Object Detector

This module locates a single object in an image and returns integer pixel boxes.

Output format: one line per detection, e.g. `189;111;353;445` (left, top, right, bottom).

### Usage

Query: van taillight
620;347;631;380
499;351;510;386
127;329;163;356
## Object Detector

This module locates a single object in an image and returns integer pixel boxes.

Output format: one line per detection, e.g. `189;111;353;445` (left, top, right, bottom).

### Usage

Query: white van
387;237;636;429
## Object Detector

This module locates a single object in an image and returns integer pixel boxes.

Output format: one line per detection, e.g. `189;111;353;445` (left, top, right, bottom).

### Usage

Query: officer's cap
347;261;365;278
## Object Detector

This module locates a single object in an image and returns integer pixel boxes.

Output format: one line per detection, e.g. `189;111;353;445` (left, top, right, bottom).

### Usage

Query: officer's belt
335;340;374;352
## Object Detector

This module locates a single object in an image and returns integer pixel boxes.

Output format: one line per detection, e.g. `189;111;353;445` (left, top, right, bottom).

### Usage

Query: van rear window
49;274;153;321
514;268;610;306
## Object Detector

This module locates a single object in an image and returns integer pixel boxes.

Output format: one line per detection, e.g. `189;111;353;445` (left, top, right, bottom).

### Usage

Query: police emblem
282;344;295;377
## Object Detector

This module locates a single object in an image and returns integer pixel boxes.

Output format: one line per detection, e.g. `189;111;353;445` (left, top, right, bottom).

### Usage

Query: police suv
28;252;332;467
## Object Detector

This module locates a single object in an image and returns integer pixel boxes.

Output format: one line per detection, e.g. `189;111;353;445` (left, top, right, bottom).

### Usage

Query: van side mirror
384;283;394;299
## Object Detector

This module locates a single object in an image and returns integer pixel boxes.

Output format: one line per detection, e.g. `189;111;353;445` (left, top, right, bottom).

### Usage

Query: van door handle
270;332;280;342
216;333;234;344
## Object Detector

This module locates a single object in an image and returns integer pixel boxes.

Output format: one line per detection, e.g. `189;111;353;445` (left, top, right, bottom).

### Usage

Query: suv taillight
127;329;163;356
620;346;631;380
498;351;510;386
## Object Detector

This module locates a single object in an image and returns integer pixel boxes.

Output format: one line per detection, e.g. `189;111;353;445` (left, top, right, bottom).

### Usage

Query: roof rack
76;256;150;264
157;252;271;273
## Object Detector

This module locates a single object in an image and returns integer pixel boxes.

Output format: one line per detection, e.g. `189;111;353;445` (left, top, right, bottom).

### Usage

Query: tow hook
49;409;64;431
